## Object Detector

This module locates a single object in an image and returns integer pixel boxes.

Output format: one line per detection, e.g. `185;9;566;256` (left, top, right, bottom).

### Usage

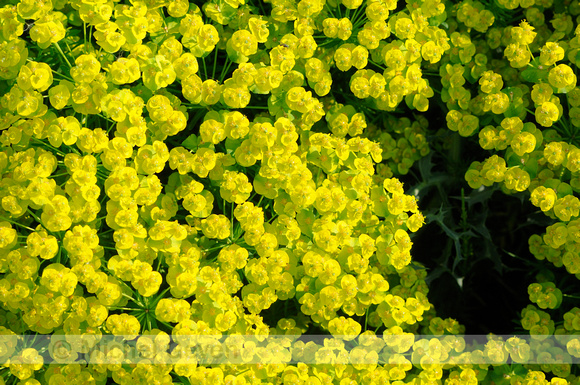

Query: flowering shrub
0;0;579;384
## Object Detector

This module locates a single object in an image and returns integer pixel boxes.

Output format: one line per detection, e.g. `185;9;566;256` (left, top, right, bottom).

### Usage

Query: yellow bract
0;0;578;382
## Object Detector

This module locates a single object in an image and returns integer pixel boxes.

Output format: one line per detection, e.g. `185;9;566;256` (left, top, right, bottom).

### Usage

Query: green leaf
417;151;434;180
464;185;497;209
182;134;199;151
502;87;524;118
225;137;243;154
522;152;542;179
404;94;414;110
268;93;283;116
425;265;450;286
480;114;495;126
429;12;447;27
488;365;519;385
150;19;180;45
521;60;548;83
371;186;389;217
575;50;580;67
557;182;573;197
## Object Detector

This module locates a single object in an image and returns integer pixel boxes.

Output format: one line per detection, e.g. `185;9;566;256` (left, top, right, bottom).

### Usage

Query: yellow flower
201;214;231;240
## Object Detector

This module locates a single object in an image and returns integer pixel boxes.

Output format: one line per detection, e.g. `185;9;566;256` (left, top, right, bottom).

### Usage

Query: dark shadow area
411;189;547;334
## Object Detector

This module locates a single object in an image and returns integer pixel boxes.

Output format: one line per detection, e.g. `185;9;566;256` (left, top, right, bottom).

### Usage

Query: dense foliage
0;0;579;384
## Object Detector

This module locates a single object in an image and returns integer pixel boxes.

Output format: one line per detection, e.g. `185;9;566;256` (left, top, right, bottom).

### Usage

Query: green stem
204;244;225;253
56;246;62;264
153;318;174;330
248;192;258;203
368;60;385;71
364;308;369;331
202;56;208;80
64;40;75;58
350;5;366;27
325;3;336;18
51;69;74;82
352;12;368;30
64;144;81;156
122;293;145;308
96;171;109;180
146;313;152;331
219;56;234;83
155;254;163;272
54;42;73;68
182;103;208;109
318;39;339;48
0;217;35;232
212;46;219;80
99;229;114;237
26;209;46;231
151;286;171;304
266;213;278;224
230;201;235;241
49;172;71;179
31;137;67;157
256;0;267;15
96;113;115;124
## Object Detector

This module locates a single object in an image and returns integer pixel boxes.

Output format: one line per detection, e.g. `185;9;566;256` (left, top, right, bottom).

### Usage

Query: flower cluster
0;0;579;383
436;1;580;382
